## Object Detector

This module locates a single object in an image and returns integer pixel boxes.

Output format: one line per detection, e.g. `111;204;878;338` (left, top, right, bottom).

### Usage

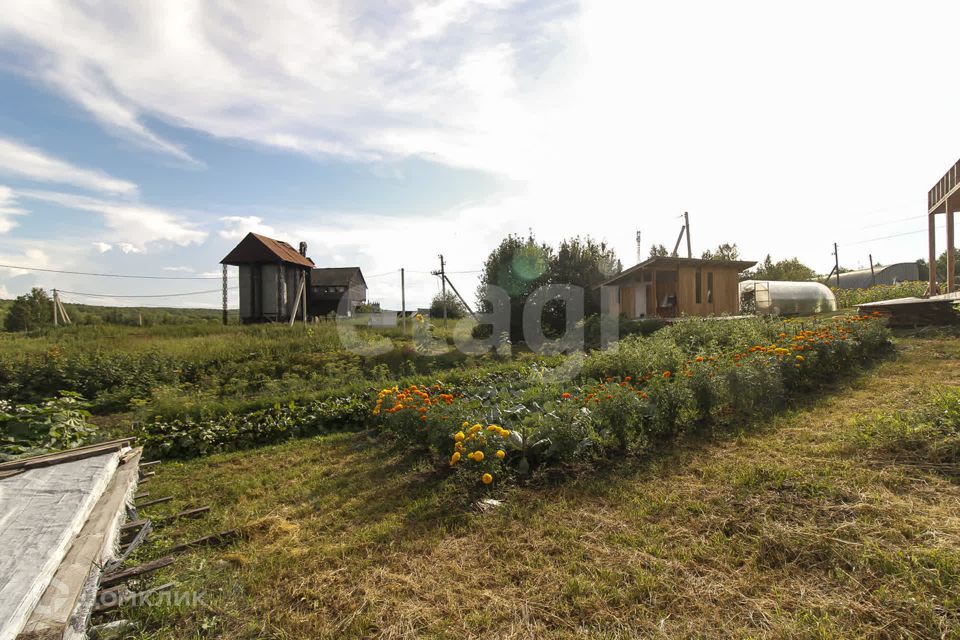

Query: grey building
834;262;921;289
221;233;314;324
308;267;367;317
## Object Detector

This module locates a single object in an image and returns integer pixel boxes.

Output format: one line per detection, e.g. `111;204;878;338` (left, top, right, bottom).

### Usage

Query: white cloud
92;241;112;253
0;1;565;175
16;189;207;250
162;266;192;272
0;246;51;277
0;137;138;195
0;185;27;233
117;242;141;254
218;216;275;240
0;284;10;299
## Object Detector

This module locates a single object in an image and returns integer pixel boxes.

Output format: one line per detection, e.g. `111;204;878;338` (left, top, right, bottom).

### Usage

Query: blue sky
1;1;960;309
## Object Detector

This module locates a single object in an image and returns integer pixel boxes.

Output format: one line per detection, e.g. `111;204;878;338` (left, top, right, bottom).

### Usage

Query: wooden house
308;267;367;317
221;232;314;323
599;256;756;318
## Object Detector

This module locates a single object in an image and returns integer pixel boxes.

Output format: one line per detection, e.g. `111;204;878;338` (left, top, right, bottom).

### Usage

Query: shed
740;280;837;316
833;262;921;289
308;267;367;317
221;233;314;324
599;256;756;318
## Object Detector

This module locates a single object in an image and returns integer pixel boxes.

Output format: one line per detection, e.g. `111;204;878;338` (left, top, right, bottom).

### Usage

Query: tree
542;236;621;336
429;291;466;320
744;255;816;282
476;233;621;343
649;244;669;258
476;233;553;343
701;243;740;261
935;247;960;284
4;288;52;332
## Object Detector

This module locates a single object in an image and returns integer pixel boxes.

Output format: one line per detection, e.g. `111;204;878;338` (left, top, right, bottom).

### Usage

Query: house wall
260;264;279;317
675;265;740;316
239;265;253;319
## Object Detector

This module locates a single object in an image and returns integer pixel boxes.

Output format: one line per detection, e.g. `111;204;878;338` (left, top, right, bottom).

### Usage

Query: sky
1;1;960;310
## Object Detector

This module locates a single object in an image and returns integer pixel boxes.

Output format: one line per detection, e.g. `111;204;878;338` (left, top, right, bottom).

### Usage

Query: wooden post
684;211;692;258
58;296;71;324
440;254;447;329
947;198;956;293
869;254;876;287
833;243;840;288
222;264;228;325
289;274;306;327
52;289;59;326
302;270;308;323
401;268;406;333
929;211;938;296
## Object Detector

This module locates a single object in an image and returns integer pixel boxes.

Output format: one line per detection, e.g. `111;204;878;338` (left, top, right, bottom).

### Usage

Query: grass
117;328;960;639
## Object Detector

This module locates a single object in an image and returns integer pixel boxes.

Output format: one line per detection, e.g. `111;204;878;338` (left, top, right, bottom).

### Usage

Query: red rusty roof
220;232;314;268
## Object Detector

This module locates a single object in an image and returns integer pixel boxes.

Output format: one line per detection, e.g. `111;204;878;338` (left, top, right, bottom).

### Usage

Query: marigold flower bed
374;314;892;487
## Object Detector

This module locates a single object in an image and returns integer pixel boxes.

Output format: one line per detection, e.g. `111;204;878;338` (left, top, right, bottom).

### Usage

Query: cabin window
707;272;714;303
695;271;702;304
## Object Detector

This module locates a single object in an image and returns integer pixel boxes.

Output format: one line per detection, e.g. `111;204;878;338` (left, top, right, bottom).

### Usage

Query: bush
138;394;369;459
374;313;893;486
0;393;97;459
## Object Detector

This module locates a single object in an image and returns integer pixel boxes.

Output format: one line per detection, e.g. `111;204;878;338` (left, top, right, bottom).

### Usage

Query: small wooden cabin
599;256;756;318
221;232;314;323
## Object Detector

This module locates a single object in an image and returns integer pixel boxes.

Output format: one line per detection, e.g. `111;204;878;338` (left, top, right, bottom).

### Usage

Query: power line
0;263;229;280
845;228;929;246
58;288;236;298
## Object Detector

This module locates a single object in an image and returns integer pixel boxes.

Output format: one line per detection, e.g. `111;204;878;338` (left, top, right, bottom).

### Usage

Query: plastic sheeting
740;280;838;316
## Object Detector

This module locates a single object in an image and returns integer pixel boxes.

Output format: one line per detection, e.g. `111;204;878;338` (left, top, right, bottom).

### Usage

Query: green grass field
113;328;960;639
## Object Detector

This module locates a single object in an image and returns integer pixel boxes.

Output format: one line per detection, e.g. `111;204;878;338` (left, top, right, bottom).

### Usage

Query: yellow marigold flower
487;425;499;432
500;429;510;437
462;421;470;428
455;442;465;453
466;452;475;461
450;452;461;465
472;450;484;462
454;431;465;442
496;450;505;459
796;355;805;362
482;473;493;485
469;423;482;434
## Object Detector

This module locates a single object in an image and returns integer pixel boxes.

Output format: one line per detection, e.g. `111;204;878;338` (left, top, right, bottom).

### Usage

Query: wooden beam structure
928;157;960;294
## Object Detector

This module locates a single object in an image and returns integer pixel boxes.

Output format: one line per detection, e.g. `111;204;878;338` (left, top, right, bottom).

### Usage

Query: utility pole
437;255;447;329
684;211;692;259
52;288;58;326
401;268;406;333
833;243;840;288
869;254;876;286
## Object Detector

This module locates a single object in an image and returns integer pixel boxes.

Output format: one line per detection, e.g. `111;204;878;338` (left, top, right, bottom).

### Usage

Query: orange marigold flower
663;371;671;378
482;473;493;485
562;392;571;399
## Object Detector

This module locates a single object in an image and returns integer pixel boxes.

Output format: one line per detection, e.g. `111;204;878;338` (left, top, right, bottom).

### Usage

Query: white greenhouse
739;280;838;316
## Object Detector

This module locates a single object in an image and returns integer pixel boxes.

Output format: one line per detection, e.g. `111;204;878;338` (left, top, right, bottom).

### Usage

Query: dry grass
123;331;960;639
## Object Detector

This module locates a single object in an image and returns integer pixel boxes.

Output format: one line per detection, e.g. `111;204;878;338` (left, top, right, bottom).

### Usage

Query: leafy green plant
0;392;96;459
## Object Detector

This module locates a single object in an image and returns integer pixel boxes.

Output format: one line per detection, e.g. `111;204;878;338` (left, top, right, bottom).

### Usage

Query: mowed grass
125;331;960;639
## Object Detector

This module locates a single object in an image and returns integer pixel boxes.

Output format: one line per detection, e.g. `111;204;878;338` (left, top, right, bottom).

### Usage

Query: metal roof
833;262;920;289
220;232;315;268
311;267;366;287
599;256;756;287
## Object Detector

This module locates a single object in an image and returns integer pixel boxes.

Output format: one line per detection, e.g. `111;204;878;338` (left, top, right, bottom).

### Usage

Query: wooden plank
167;529;240;555
119;519;149;533
15;449;140;640
133;492;149;500
0;439;134;472
93;582;174;616
155;506;210;526
139;461;161;468
135;496;172;508
99;557;174;589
